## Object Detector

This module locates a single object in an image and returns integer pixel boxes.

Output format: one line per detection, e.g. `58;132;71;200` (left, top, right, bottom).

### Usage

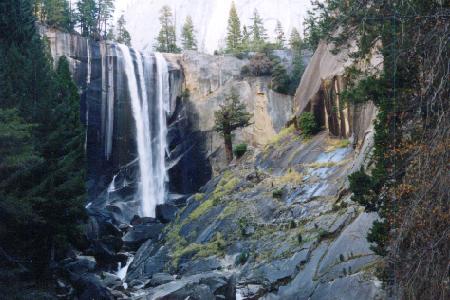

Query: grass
306;161;338;168
274;169;303;185
268;124;297;145
325;138;350;152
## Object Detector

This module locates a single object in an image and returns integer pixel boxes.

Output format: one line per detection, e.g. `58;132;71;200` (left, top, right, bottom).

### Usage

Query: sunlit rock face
123;0;312;53
293;40;382;146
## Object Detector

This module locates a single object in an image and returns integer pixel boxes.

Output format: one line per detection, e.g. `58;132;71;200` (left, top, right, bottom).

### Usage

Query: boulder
126;242;169;282
63;256;96;276
73;274;114;300
145;273;175;288
142;272;236;300
156;204;178;223
122;223;164;250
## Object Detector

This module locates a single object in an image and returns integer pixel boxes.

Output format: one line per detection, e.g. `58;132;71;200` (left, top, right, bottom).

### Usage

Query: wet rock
141;272;235;300
126;242;169;282
310;272;384;300
131;215;158;226
73;274;114;300
122;223;164;250
179;256;222;275
241;248;309;288
156;204;178;224
100;272;122;289
317;212;378;280
145;273;174;288
63;256;96;276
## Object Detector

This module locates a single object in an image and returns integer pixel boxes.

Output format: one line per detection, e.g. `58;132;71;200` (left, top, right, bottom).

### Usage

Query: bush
272;188;283;199
233;143;247;158
241;53;273;76
235;251;250;265
297;112;319;136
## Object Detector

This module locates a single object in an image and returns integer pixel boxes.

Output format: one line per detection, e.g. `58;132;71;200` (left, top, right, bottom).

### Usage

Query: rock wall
173;51;294;173
293;40;380;145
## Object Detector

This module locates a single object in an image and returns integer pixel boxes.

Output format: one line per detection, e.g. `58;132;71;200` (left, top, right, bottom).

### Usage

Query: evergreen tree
225;1;241;53
249;8;267;51
181;15;197;50
289;27;302;51
34;0;73;31
214;91;252;162
274;20;286;49
76;0;97;38
96;0;114;38
0;0;86;274
241;25;251;51
271;58;290;94
115;14;131;46
155;5;180;53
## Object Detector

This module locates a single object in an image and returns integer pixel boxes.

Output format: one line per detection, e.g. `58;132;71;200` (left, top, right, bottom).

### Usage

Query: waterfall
118;44;170;217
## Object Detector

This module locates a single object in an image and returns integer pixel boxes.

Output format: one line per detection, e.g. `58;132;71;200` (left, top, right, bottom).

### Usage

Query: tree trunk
224;133;233;163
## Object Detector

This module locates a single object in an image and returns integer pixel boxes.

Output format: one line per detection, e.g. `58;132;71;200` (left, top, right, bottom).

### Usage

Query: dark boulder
145;273;174;288
74;274;114;300
126;242;169;282
122;223;164;250
156;204;178;223
142;272;236;300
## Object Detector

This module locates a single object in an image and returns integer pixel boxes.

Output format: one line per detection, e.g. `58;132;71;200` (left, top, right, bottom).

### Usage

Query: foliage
241;53;273;76
0;0;86;276
75;0;114;39
225;1;242;54
155;5;180;53
181;15;197;51
297;112;319;136
308;1;449;297
214;91;252;162
115;14;131;46
272;189;283;199
271;58;290;94
249;8;267;52
274;20;286;49
34;0;73;31
235;251;250;265
233;143;248;158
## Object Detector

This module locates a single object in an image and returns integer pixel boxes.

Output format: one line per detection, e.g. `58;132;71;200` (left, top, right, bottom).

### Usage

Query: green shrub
233;143;248;158
272;188;283;199
297;112;319;136
235;251;250;265
297;233;303;244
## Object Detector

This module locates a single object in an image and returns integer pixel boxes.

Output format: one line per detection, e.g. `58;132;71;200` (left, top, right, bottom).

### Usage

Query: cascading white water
118;45;170;217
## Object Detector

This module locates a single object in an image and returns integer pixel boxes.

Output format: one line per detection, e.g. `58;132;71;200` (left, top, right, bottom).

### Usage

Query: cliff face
175;51;293;172
293;40;381;146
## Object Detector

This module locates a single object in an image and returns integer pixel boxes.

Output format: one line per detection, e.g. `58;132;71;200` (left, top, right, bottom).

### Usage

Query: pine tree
249;8;267;51
241;25;251;51
289;27;304;94
76;0;97;38
0;0;86;273
274;20;286;49
116;14;131;46
289;27;302;51
271;58;290;94
181;15;197;50
97;0;114;38
35;0;73;31
155;5;180;53
225;1;241;53
214;90;252;162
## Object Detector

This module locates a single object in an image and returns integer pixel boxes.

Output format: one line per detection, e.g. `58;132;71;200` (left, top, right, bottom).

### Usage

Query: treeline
0;0;86;279
303;1;449;299
33;0;131;45
224;2;306;95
